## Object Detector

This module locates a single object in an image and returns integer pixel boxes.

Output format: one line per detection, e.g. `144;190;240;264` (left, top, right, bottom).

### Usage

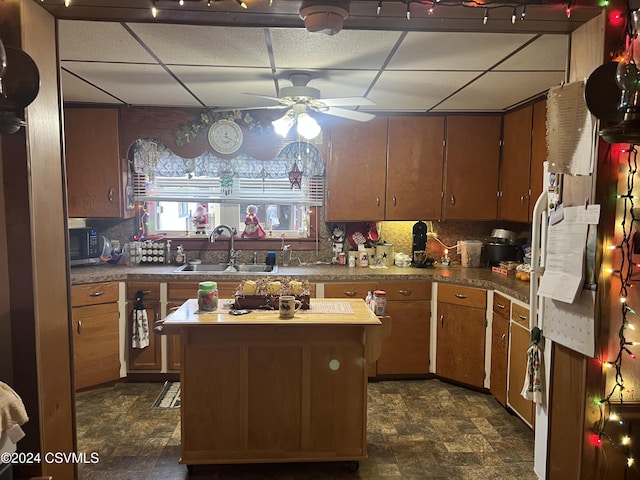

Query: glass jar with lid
198;281;218;312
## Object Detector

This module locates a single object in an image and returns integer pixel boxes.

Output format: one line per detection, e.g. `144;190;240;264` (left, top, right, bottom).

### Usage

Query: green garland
176;109;270;146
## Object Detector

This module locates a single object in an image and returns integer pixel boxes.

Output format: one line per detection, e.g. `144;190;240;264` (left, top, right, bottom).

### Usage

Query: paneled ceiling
44;0;603;114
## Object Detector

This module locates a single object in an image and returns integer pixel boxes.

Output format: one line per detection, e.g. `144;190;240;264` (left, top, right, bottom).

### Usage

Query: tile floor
75;380;537;480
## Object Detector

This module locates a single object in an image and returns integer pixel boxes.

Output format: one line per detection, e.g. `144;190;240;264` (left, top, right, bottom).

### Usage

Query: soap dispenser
175;245;185;266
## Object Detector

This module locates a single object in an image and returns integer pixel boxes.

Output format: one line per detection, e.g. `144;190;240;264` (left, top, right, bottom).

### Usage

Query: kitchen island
162;298;385;470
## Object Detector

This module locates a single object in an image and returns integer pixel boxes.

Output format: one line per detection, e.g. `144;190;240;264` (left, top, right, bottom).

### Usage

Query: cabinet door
73;303;120;390
490;314;509;406
377;300;430;375
323;282;377;299
65;108;132;218
128;301;162;370
325;117;388;221
436;302;486;388
508;321;535;427
529;99;548;221
386;116;444;220
500;106;533;222
444;116;500;220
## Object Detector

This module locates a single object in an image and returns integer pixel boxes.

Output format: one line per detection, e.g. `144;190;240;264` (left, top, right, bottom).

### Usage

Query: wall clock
208;119;244;155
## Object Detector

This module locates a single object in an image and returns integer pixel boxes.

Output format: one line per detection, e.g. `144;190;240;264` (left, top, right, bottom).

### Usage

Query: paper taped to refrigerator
543;290;596;357
537;206;588;304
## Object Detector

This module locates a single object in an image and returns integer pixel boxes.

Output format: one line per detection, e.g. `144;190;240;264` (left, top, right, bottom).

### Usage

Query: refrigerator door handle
530;190;548;331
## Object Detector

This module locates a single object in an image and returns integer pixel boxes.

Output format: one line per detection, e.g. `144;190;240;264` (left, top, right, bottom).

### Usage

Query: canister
373;290;387;315
375;244;394;266
198;281;218;312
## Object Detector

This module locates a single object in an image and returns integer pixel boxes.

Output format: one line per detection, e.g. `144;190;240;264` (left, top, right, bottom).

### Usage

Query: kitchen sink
173;263;277;273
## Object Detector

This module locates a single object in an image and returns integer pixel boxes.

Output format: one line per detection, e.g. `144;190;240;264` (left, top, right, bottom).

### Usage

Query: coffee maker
411;221;433;267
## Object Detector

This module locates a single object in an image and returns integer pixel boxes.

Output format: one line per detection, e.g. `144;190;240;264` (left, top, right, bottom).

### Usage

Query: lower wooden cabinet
508;303;535;427
436;283;487;388
127;282;161;370
376;281;431;375
71;282;121;390
490;292;511;406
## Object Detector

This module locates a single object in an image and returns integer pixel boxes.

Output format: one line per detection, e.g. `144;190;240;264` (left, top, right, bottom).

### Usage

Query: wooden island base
163;298;387;467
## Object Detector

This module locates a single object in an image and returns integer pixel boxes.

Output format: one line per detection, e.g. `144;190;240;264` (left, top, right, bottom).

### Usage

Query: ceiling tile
387;31;536;70
494;34;569;71
432;71;565;111
60;70;124;104
270;28;402;70
58;20;156;63
127;24;271;67
169;66;277;108
365;70;480;111
61;62;200;107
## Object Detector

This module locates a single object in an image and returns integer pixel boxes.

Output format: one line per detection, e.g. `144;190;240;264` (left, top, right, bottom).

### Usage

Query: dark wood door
490;314;509;406
508;321;535;426
386;116;444;221
529;99;548;221
500;105;533;222
377;300;430;375
128;302;162;370
325;117;388;221
436;301;486;388
443;116;500;220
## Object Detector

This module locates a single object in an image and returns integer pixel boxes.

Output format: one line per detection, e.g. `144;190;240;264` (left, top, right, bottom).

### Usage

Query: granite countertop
70;263;531;303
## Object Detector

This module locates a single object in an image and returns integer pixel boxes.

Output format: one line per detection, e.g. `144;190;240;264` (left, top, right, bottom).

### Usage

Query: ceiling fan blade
207;105;287;112
322;107;376;122
320;97;375;107
242;93;284;103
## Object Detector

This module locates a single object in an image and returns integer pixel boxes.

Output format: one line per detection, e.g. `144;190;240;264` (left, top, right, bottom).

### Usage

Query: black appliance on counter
412;221;434;267
69;227;102;266
485;229;521;267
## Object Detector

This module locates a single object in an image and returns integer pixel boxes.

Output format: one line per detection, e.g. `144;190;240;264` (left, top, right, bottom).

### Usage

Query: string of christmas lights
596;144;638;472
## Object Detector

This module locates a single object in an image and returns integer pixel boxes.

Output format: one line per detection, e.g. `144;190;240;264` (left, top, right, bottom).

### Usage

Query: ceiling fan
247;72;376;139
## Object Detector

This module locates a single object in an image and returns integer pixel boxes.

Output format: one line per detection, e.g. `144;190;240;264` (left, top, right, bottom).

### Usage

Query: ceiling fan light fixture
296;112;321;140
299;4;349;35
272;112;295;137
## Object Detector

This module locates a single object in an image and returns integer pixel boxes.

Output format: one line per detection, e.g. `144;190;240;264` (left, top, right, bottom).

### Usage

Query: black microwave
69;227;102;266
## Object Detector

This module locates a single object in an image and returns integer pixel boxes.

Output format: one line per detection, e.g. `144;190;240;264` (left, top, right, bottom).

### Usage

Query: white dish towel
132;290;149;349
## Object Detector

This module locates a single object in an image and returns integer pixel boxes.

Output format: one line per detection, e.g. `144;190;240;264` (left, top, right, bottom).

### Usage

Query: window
132;139;323;238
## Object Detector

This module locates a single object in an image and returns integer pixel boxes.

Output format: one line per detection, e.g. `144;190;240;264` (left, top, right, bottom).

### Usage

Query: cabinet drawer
324;282;377;299
378;281;431;301
437;283;486;309
127;282;160;301
511;303;530;328
493;292;511;319
71;282;119;307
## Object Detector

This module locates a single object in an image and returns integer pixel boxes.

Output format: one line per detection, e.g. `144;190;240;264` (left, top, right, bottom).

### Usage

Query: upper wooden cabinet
65;107;134;218
386;116;444;221
499;99;548;223
443;116;501;220
499;105;533;222
529;99;548;220
326;117;388;222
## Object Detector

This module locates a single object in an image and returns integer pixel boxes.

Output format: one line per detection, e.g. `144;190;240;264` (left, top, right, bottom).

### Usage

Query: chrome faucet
210;224;241;268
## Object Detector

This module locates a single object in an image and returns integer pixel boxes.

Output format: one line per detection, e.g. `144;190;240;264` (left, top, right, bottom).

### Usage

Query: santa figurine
192;204;208;235
242;204;266;238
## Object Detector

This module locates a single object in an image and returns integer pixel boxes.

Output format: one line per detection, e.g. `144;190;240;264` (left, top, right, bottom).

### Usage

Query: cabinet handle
501;333;506;348
143;290;151;294
398;289;411;296
344;291;357;297
520;195;525;204
89;291;104;297
108;188;114;203
450;194;456;206
376;196;380;207
440;314;444;327
77;320;82;334
393;195;397;206
518;314;528;321
496;303;505;309
155;312;160;322
455;293;467;299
